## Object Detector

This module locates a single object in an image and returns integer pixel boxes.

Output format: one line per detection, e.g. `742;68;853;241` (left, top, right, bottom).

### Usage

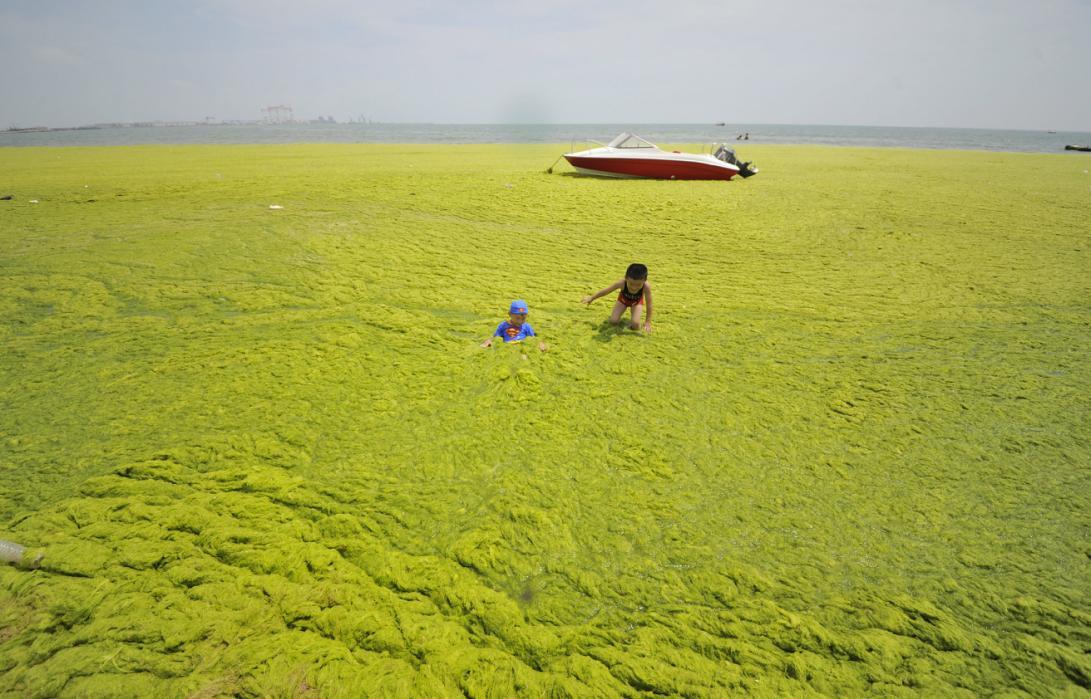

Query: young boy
582;263;654;333
481;299;548;350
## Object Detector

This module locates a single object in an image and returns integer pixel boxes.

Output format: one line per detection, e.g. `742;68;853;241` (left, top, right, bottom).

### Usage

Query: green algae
0;143;1088;696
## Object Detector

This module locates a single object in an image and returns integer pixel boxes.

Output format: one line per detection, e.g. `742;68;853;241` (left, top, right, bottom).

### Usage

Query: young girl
582;263;653;333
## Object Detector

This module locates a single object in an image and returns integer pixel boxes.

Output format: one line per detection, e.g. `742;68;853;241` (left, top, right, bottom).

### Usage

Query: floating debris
0;539;24;563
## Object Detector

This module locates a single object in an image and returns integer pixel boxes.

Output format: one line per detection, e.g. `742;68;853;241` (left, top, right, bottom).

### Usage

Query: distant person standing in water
582;263;654;333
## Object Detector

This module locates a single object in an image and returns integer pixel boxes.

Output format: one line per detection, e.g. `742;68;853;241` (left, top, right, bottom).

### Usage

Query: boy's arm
582;279;623;304
523;324;547;351
642;283;654;332
481;322;504;347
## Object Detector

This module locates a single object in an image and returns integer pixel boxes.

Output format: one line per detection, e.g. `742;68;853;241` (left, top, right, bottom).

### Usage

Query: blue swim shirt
494;321;536;343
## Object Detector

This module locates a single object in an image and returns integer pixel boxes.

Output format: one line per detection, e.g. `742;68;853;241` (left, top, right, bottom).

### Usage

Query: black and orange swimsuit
617;282;645;307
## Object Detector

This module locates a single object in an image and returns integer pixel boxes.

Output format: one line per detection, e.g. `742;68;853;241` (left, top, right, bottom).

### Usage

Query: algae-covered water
0;143;1088;696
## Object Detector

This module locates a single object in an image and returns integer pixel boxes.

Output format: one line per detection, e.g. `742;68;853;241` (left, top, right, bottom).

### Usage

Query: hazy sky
2;0;1089;130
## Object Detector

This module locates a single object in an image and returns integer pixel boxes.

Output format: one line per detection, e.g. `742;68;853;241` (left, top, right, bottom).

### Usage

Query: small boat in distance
556;133;758;181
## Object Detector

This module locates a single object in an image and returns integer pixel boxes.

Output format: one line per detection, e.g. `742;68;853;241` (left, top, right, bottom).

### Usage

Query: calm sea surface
2;122;1088;153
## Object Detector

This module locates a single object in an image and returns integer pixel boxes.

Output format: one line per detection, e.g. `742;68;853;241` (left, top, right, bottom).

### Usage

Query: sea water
3;121;1089;153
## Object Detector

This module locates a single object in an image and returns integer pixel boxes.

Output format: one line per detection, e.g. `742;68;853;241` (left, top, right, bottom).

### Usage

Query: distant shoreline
5;120;266;134
5;117;369;134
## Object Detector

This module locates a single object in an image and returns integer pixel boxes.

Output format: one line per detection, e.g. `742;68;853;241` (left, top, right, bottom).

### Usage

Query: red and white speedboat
560;133;758;180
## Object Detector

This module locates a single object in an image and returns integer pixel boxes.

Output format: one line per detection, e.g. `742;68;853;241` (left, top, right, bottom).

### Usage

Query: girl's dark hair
625;263;648;280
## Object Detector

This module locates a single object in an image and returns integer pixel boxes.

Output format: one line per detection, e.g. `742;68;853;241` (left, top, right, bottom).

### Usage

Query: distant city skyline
2;0;1089;132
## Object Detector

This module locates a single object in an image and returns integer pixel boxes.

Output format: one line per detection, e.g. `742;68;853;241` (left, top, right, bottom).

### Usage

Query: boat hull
564;154;738;180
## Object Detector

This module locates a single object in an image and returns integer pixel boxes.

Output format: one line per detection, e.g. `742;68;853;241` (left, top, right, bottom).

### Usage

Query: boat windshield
607;133;658;149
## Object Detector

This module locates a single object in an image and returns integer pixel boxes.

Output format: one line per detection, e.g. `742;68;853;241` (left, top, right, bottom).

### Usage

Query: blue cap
509;299;529;315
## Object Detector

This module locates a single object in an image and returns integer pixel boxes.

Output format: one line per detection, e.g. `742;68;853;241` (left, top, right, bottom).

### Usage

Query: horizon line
5;120;1087;135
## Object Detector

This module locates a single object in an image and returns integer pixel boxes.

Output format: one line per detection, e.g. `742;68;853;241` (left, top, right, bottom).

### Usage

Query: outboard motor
713;145;759;178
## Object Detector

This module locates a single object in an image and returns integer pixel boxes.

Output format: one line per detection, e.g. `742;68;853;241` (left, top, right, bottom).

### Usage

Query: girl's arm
582;279;623;304
642;283;653;332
